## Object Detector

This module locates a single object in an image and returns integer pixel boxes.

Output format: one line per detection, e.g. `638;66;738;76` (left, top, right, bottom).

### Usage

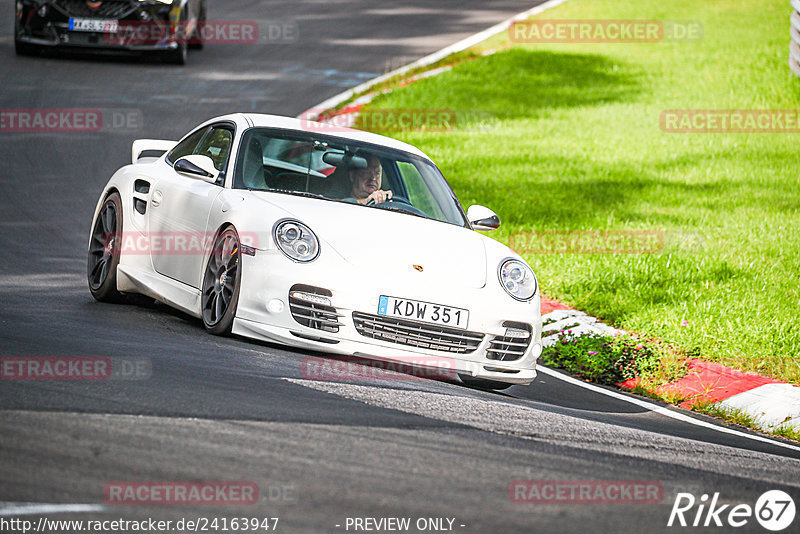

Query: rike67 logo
668;490;796;531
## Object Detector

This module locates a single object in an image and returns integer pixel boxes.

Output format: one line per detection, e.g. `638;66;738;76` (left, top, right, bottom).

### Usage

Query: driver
348;155;393;205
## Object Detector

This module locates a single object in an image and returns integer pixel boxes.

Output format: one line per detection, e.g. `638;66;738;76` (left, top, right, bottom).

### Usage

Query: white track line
298;0;572;119
0;502;108;516
536;366;800;454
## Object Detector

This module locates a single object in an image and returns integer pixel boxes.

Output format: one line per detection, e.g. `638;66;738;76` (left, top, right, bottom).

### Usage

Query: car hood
250;193;488;289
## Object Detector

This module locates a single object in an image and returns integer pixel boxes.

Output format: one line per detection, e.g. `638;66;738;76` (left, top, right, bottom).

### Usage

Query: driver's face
350;159;382;199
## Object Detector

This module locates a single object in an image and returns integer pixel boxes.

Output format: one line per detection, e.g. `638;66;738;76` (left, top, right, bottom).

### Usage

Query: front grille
486;322;532;361
288;285;342;333
352;312;484;354
54;0;136;19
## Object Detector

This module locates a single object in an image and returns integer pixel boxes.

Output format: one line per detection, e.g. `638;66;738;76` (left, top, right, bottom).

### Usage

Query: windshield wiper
249;189;434;221
372;204;432;221
248;188;333;202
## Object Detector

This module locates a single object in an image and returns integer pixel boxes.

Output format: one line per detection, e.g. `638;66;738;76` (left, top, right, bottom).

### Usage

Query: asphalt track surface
1;2;799;533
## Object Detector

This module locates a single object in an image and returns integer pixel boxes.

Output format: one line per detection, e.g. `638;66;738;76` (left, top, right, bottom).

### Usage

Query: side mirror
175;155;220;183
467;205;501;231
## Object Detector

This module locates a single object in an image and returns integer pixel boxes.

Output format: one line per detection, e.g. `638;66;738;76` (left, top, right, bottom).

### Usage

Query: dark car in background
15;0;207;64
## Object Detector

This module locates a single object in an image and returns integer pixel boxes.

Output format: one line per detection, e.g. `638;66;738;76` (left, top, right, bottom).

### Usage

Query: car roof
206;113;432;161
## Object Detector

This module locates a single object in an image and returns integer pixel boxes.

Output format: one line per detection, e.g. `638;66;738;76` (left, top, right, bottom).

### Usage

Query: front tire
88;192;125;303
458;374;514;391
188;4;205;50
163;8;188;65
201;227;242;335
163;40;187;65
15;38;38;56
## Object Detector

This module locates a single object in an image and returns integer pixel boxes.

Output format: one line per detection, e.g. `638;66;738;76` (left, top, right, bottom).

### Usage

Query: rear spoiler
131;139;177;164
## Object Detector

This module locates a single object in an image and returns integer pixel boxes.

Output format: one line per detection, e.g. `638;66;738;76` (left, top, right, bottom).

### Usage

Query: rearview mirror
322;151;368;169
467;205;500;231
174;155;219;183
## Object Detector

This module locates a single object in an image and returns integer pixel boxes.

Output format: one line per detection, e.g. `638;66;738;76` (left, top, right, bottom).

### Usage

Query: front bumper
233;249;542;385
15;32;181;52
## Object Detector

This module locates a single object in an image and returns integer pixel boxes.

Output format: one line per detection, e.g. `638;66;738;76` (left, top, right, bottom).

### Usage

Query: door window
195;127;234;171
166;127;208;165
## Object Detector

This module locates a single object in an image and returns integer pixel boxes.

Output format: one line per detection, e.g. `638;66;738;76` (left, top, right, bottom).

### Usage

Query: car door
149;123;233;288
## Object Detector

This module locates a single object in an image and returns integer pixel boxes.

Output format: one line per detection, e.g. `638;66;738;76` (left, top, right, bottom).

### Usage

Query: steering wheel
367;194;427;217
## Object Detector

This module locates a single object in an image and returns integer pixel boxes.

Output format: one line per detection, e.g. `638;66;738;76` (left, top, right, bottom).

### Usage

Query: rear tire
88;192;125;303
201;227;242;335
458;374;514;391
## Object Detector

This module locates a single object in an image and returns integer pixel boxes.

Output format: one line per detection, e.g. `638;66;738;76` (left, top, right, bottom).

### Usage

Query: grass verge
353;0;800;384
542;334;799;442
540;331;661;385
693;401;800;443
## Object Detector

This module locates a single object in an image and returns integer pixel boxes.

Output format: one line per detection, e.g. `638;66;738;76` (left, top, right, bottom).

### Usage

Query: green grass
540;332;660;385
357;0;800;384
693;402;762;430
773;424;800;442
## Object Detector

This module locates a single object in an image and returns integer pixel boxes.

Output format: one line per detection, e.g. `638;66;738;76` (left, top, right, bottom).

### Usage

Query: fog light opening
266;299;285;314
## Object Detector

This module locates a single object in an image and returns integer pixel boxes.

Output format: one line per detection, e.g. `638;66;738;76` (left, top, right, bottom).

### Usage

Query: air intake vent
486;321;532;361
54;0;136;18
352;312;483;353
134;179;150;194
288;284;342;333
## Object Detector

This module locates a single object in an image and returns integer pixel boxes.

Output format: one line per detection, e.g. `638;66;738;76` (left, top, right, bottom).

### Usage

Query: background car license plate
69;18;119;33
378;296;469;329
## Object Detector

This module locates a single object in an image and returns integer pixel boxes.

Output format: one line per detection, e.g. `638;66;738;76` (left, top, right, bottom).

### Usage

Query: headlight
499;258;537;301
273;219;320;262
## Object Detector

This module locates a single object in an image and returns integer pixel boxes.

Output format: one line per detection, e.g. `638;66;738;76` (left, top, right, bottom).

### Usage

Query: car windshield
232;128;469;227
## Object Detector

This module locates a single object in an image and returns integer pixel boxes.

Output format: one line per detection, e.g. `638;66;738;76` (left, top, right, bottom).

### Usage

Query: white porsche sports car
88;113;542;389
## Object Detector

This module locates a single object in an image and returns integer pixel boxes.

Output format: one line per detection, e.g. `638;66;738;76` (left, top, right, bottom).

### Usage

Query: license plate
69;18;119;33
378;296;469;329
